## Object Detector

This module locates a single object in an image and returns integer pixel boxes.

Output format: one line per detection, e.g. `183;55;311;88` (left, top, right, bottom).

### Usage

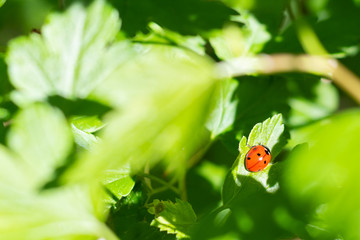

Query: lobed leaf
101;168;135;200
65;45;215;181
109;184;175;240
71;116;104;133
223;114;286;205
0;105;115;240
148;199;197;239
209;11;270;60
134;22;206;55
206;78;238;139
71;116;103;150
0;185;116;240
6;0;133;105
71;123;99;150
7;103;72;190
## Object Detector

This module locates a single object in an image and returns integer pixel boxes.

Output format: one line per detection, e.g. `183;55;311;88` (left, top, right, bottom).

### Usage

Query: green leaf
209;11;270;59
7;103;72;190
0;105;116;239
6;0;133;105
206;78;238;139
223;114;286;205
71;116;103;149
64;45;215;181
0;0;5;8
71;123;99;150
101;168;135;200
148;199;197;239
232;11;271;55
283;109;360;239
0;185;117;240
240;113;285;157
287;78;339;127
71;116;104;133
108;184;175;240
209;24;247;60
0;145;31;193
134;22;206;55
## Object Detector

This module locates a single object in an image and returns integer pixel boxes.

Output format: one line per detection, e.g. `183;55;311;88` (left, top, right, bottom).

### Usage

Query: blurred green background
1;0;360;240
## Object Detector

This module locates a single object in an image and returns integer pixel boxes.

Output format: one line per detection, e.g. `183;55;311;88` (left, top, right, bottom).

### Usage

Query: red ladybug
245;145;271;172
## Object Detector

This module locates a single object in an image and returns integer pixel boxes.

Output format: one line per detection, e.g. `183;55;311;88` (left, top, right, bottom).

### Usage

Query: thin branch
215;54;360;104
186;140;213;169
143;162;152;190
138;173;179;194
178;171;187;201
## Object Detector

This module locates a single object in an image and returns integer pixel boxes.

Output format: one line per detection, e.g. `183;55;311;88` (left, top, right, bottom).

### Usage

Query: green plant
0;0;360;239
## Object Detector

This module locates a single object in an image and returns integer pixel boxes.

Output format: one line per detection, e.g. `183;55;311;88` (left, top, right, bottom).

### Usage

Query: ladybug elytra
245;145;271;172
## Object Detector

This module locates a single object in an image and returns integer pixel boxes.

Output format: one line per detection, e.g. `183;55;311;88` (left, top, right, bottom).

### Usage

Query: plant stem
295;18;328;56
138;173;179;194
187;139;213;169
215;54;360;104
179;173;187;201
143;162;152;190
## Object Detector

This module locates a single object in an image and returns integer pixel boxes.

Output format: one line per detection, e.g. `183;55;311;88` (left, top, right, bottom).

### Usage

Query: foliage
148;199;197;239
0;0;359;239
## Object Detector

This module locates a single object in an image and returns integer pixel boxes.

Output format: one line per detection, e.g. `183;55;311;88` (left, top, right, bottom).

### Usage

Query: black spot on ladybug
247;157;251;160
264;161;266;164
257;153;261;156
264;147;271;155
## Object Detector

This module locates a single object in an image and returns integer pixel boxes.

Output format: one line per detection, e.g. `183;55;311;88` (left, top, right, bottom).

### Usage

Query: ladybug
245;145;271;172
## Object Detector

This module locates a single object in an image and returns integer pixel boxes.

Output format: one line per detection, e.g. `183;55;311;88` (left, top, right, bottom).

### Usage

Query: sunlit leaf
7;103;72;190
0;185;116;240
6;0;133;105
134;22;206;55
65;45;215;181
0;105;115;240
284;110;360;239
148;199;197;239
71;116;103;149
223;114;286;205
232;11;271;55
209;11;270;59
206;78;238;139
71;116;104;133
101;168;135;200
71;123;99;150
